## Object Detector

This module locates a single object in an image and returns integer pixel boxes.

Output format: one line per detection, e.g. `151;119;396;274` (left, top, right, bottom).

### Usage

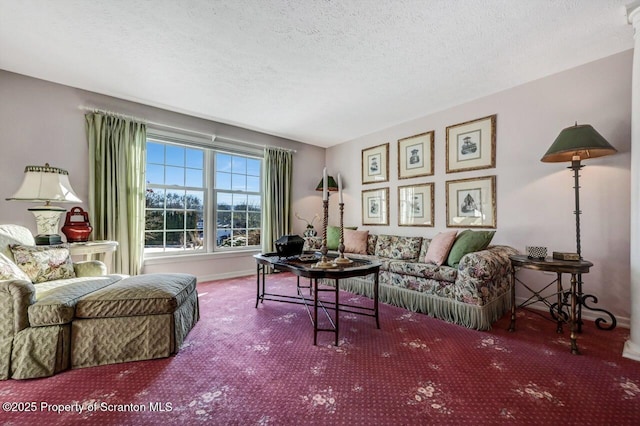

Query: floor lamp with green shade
541;123;618;330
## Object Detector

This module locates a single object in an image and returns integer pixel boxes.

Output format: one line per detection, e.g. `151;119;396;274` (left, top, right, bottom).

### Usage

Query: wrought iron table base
514;273;568;334
508;254;615;355
554;274;617;332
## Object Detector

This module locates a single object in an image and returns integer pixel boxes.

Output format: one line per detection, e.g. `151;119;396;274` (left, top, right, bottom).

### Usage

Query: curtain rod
78;105;297;153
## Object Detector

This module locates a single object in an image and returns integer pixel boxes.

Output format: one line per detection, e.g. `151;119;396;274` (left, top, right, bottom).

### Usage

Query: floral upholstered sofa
0;224;199;380
304;231;517;330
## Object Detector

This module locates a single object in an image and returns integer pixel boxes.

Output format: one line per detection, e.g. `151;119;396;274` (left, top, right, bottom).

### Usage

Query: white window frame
144;129;263;258
213;152;263;251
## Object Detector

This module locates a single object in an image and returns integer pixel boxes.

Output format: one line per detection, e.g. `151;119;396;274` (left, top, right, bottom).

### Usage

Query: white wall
0;50;633;323
0;70;325;281
327;50;633;326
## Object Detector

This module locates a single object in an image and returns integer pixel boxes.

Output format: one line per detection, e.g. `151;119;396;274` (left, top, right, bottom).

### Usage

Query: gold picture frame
397;131;434;180
446;114;496;173
362;143;389;184
362;187;389;226
398;183;434;227
446;175;496;228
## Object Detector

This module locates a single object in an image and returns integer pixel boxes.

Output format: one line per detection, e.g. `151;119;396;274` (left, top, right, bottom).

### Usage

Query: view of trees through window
145;141;205;252
215;153;261;248
144;139;261;253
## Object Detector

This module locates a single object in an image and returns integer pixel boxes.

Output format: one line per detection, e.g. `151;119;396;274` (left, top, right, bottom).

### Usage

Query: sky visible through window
145;141;262;252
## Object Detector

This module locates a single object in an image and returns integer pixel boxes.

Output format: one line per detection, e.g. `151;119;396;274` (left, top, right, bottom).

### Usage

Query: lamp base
28;206;65;245
35;234;63;246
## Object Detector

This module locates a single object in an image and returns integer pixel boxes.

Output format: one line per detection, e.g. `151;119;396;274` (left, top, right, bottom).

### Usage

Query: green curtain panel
85;113;146;275
261;147;293;253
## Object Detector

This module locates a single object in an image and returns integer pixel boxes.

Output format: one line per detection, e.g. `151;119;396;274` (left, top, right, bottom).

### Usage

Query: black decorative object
274;234;305;258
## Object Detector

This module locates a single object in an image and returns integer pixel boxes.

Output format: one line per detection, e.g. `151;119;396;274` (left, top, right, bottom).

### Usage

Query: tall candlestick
338;173;343;204
323;167;328;201
315;199;334;268
335;201;352;265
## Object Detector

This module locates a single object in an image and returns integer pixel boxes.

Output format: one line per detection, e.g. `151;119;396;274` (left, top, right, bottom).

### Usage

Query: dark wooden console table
508;254;593;354
254;253;381;346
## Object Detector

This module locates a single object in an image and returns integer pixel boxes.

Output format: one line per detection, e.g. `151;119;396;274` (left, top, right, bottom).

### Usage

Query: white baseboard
514;296;629;329
196;269;255;283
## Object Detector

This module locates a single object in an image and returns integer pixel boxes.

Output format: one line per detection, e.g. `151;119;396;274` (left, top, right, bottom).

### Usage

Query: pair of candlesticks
315;199;352;269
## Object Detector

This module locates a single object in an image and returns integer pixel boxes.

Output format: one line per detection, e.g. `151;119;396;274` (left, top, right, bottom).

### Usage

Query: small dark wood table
509;254;593;354
254;253;381;346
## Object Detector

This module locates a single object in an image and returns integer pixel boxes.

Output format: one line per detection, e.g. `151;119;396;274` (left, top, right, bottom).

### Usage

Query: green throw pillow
446;230;495;268
327;225;357;250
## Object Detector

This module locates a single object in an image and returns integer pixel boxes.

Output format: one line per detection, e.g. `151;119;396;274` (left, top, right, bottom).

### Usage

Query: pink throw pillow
344;229;369;254
424;231;458;266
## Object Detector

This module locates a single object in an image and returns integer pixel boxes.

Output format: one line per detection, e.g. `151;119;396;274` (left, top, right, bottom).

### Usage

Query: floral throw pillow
10;244;76;284
0;252;31;282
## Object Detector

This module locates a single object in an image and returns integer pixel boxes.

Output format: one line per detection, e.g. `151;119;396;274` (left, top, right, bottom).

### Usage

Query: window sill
143;248;261;266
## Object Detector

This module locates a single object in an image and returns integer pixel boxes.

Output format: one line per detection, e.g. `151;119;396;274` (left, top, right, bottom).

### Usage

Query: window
144;136;262;254
214;153;262;248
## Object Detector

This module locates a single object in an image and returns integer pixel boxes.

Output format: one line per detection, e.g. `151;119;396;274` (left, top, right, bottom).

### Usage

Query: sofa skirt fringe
321;277;511;331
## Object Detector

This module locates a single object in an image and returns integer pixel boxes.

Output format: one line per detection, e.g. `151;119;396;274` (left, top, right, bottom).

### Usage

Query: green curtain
261;147;293;253
85;113;146;275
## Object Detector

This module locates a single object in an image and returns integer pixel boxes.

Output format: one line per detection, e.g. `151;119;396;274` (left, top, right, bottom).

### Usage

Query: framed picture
398;183;434;227
446;175;496;228
445;114;496;173
362;187;389;226
362;143;389;184
397;131;434;179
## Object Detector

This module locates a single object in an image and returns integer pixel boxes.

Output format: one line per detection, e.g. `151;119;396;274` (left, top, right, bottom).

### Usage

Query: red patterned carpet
1;272;639;425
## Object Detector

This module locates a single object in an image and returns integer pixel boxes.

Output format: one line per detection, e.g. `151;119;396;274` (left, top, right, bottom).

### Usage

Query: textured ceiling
0;0;634;147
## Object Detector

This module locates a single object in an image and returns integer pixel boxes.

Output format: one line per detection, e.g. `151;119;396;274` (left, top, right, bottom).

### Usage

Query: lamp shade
315;175;339;192
541;124;617;163
6;164;81;203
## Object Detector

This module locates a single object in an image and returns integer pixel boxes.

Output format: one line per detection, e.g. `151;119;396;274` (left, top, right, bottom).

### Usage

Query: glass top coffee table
254;252;382;346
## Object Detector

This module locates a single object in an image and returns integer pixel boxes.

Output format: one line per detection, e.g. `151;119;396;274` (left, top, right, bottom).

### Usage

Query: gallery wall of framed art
358;114;497;229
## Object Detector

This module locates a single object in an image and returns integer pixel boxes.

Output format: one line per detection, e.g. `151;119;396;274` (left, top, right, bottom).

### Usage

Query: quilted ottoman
71;273;199;369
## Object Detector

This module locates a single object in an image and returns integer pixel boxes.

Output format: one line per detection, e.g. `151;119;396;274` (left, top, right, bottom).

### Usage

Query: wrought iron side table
508;254;595;354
